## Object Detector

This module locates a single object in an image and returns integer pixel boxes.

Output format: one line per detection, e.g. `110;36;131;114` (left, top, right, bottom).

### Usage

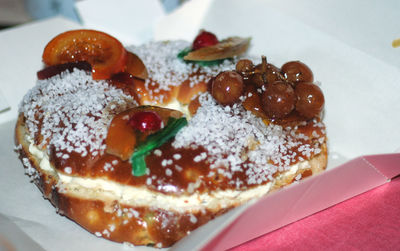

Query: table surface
232;175;400;250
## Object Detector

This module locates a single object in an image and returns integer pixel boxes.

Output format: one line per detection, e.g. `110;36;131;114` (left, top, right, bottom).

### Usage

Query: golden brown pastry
15;30;327;248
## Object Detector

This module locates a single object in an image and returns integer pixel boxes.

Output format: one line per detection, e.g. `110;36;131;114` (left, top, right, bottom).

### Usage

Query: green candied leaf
195;59;225;66
177;48;225;66
132;154;147;176
177;47;192;59
131;117;188;176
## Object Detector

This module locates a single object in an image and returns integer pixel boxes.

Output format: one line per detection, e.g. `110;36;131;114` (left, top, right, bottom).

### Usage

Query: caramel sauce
242;84;268;120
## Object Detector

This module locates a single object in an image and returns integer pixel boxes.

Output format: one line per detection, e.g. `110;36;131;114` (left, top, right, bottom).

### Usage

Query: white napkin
75;0;166;45
0;90;10;114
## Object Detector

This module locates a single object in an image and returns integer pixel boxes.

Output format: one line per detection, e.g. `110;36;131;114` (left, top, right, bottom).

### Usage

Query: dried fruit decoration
233;56;325;122
105;107;187;176
37;61;92;80
42;29;127;80
131;117;187;176
192;30;219;50
178;30;251;66
41;29;148;80
294;82;325;119
210;71;244;105
129;111;163;133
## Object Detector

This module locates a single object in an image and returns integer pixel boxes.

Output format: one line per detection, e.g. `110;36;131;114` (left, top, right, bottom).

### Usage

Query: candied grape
211;71;244;105
281;61;313;84
236;59;254;78
265;64;281;84
261;81;295;119
252;56;268;86
295;82;324;119
242;84;267;119
206;77;215;93
37;61;91;79
251;72;266;87
252;56;281;86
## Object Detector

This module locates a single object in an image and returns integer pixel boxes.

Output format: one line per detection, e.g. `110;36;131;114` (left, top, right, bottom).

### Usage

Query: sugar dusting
173;93;324;185
19;69;137;157
128;41;238;104
19;44;325;188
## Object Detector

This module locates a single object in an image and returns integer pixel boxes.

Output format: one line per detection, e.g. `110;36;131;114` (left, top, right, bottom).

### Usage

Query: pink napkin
231;176;400;250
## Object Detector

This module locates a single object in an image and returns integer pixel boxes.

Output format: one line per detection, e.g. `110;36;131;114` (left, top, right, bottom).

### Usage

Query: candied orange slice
105;106;184;161
105;111;137;161
42;29;127;80
125;51;148;80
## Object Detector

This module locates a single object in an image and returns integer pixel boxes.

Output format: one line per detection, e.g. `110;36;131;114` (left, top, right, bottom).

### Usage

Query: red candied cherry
128;111;162;133
295;82;325;119
261;81;295;119
281;61;314;84
192;30;219;50
211;71;244;105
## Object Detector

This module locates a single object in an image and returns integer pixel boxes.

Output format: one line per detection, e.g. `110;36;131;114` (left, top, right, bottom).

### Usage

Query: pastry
15;29;327;247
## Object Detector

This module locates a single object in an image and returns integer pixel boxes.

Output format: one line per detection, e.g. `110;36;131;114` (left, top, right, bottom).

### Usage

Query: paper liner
0;90;10;113
194;153;400;250
0;213;45;251
1;0;400;249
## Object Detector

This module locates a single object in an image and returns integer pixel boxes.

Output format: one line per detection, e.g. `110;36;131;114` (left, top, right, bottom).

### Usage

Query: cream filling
161;99;191;119
27;137;309;212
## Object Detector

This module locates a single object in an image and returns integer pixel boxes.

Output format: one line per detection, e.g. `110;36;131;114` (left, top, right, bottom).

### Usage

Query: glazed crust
15;113;327;247
15;114;218;247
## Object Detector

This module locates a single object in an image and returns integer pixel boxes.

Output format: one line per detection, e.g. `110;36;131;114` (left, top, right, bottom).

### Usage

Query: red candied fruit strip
37;61;92;80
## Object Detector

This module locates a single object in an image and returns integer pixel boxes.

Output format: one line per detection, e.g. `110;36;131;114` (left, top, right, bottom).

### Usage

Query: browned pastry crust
16;114;212;246
14;40;328;248
15;114;327;247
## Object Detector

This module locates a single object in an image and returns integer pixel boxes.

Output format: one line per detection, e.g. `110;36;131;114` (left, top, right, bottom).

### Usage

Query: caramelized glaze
46;116;324;196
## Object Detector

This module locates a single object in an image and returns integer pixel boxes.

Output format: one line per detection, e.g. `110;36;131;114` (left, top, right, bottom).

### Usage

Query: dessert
15;29;327;248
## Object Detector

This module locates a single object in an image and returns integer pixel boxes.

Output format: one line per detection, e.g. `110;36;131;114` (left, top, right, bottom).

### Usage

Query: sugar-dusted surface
128;41;239;104
15;38;328;248
173;93;325;186
19;70;137;157
18;45;325;192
